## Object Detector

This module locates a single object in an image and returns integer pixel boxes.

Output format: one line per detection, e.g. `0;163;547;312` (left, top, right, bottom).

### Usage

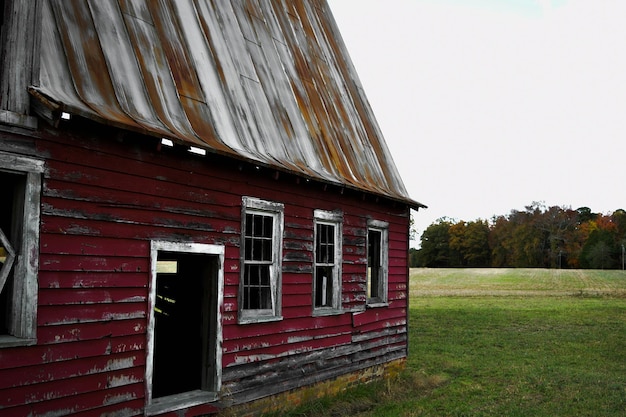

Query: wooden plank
222;341;406;403
0;334;143;370
352;306;406;328
0;0;39;115
0;351;144;390
39;253;149;273
37;303;145;326
40;233;148;257
38;271;147;289
44;166;241;215
5;384;144;417
0;368;143;408
223;325;351;356
223;313;352;341
41;141;245;200
38;288;147;305
222;333;352;368
37;319;146;345
40;215;239;246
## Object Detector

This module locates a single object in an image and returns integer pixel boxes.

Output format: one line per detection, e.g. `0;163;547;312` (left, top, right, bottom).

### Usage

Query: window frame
0;151;43;348
239;197;284;324
313;209;343;315
366;219;389;307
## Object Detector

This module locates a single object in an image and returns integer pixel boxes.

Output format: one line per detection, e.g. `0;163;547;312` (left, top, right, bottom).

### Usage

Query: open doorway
146;241;224;414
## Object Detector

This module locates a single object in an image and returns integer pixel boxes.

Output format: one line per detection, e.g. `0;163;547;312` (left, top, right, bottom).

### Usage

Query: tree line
411;202;626;269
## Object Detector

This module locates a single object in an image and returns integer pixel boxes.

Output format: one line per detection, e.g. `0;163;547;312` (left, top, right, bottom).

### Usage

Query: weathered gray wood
0;151;43;344
0;110;38;129
222;332;406;389
1;0;40;118
222;348;406;406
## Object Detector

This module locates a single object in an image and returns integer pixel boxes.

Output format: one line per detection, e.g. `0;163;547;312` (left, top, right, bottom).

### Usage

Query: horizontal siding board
38;303;145;326
37;319;146;345
42;197;219;234
352;306;406;328
223;313;352;341
5;384;144;417
40;234;148;257
39;271;147;289
0;338;130;370
44;175;241;222
42;139;250;196
223;333;352;367
352;325;408;343
0;367;143;408
38;288;146;305
39;253;149;273
354;317;407;336
41;215;241;246
0;351;144;390
222;339;406;404
223;325;351;355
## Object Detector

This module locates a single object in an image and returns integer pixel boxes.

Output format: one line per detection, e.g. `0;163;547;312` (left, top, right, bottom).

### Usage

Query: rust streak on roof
32;0;425;209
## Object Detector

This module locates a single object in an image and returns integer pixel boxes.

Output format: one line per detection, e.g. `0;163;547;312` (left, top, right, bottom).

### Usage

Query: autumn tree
449;220;491;267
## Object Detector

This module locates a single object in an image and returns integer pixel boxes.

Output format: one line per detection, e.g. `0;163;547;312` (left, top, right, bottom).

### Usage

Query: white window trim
367;219;389;307
313;209;343;316
239;197;284;324
0;151;43;348
145;241;224;415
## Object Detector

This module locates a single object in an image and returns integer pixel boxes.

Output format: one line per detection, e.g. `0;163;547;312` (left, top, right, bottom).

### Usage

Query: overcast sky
328;0;626;246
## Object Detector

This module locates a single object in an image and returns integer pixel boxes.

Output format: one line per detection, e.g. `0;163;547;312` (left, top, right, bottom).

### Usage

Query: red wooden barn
0;0;425;415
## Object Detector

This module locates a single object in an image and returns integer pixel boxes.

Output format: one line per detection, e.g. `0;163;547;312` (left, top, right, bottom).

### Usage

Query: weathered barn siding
0;122;409;415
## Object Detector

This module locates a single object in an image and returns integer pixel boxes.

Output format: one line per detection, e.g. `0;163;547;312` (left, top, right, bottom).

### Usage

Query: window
313;210;342;314
146;241;224;415
367;219;388;306
240;197;283;323
0;152;42;347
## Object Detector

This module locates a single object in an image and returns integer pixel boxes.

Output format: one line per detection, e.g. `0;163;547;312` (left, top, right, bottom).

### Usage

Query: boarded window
0;152;42;347
240;197;283;323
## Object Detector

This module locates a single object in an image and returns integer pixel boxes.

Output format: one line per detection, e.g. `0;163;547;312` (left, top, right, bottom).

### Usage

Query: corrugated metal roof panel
32;0;425;208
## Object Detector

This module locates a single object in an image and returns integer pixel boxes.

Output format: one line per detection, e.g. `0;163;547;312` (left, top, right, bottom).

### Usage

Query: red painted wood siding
0;124;410;415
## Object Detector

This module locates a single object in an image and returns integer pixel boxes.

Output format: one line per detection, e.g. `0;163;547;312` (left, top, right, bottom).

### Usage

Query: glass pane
252;239;264;261
315;266;334;307
368;230;382;299
261;239;272;261
263;216;273;238
245;213;253;236
316;224;335;263
243;264;271;310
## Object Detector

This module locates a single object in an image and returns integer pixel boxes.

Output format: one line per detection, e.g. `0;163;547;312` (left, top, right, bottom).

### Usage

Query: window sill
0;335;36;348
238;315;283;325
313;308;343;317
366;301;389;309
146;390;218;415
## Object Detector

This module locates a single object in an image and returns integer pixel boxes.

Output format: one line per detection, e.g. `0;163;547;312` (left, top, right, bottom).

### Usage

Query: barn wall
0;123;410;416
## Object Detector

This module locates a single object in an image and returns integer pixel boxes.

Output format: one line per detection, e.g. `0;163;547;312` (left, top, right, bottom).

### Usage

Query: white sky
328;0;626;246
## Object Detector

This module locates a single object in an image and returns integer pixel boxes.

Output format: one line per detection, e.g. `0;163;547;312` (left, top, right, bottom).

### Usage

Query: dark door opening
152;251;219;399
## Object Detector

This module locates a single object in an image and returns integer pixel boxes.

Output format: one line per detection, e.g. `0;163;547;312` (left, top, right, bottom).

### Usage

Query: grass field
268;269;626;416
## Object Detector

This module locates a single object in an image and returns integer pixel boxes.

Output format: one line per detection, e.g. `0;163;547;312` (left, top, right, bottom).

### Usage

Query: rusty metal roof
31;0;424;208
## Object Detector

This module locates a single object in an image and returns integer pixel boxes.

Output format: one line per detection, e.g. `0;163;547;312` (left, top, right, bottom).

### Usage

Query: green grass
267;269;626;416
